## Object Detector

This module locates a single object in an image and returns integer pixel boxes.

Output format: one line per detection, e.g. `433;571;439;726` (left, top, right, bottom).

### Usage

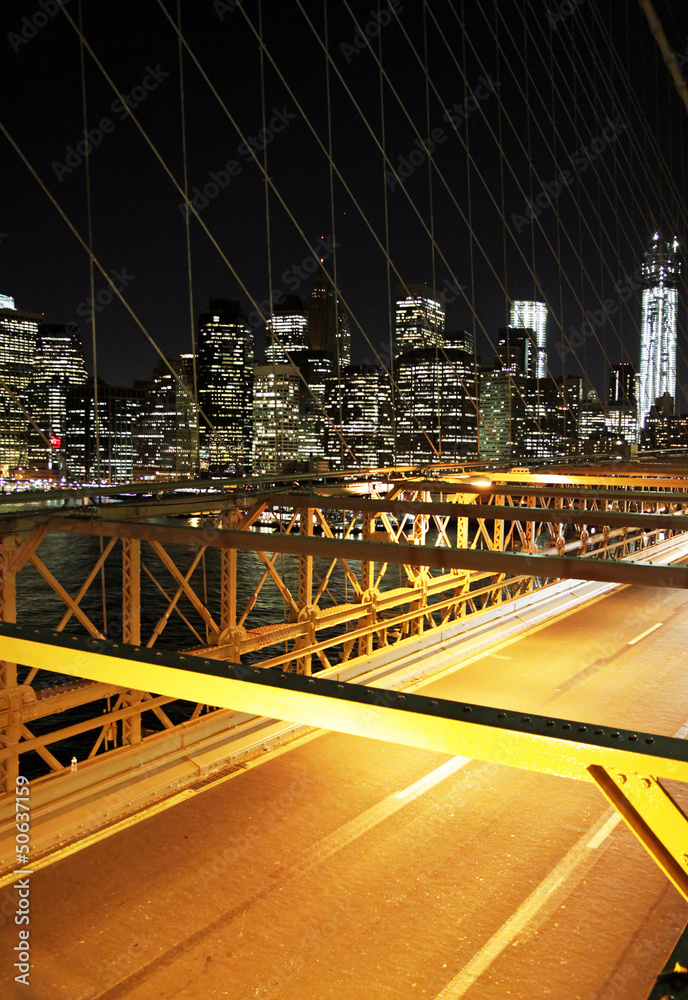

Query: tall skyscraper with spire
509;301;547;378
638;233;681;432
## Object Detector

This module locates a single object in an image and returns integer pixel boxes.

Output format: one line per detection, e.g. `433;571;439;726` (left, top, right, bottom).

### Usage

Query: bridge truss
1;464;688;877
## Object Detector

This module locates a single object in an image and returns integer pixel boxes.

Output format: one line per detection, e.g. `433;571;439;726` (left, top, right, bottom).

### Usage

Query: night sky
1;0;687;404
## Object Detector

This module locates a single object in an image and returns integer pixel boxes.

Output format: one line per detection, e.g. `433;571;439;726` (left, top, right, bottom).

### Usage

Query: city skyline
1;2;687;407
2;260;683;482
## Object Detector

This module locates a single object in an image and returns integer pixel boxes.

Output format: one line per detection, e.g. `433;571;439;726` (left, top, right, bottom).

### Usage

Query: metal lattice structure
1;463;688;874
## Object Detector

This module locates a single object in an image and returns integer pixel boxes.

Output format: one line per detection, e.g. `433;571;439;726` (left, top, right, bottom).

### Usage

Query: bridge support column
292;509;315;674
0;535;19;792
220;511;240;633
492;494;505;604
452;494;471;620
359;514;375;657
525;495;537;591
121;538;142;745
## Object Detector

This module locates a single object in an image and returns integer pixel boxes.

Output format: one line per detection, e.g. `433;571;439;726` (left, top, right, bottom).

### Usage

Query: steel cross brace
1;622;688;900
589;765;688;899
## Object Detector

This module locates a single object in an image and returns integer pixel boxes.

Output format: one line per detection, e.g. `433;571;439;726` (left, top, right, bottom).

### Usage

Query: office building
479;370;566;464
64;379;144;482
265;296;308;365
324;365;394;468
607;362;637;444
496;327;538;377
609;362;636;405
638;233;680;432
395;284;445;356
444;330;474;354
197;299;254;473
0;297;40;472
396;347;478;465
291;350;334;466
307;269;351;370
510;301;547;378
136;357;198;478
31;324;88;471
252;364;302;474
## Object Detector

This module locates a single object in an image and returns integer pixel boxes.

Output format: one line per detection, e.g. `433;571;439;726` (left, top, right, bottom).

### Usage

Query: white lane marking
432;810;619;1000
586;812;621;850
395;757;471;799
281;756;471;880
628;622;663;645
432;715;688;999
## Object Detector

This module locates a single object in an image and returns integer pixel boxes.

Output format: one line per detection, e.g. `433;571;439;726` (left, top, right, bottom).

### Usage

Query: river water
13;518;431;775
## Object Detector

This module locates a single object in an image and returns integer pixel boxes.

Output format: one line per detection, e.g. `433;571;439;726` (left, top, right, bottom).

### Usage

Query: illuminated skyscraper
65;379;144;482
509;301;547;378
395;284;445;356
609;362;636;405
496;327;537;377
30;324;88;470
291;350;334;466
396;347;478;464
266;296;308;364
252;364;301;474
324;365;394;468
197;299;254;473
638;234;680;432
0;297;40;472
136;357;198;478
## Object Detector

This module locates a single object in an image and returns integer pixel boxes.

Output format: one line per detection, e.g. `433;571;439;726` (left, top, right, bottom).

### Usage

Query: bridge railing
0;467;687;797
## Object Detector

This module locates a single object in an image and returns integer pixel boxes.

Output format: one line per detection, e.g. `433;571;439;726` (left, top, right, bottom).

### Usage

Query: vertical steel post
359;513;375;657
0;535;19;791
525;495;536;592
121;538;142;745
410;498;429;636
220;512;239;634
453;493;471;620
493;494;505;604
295;508;315;674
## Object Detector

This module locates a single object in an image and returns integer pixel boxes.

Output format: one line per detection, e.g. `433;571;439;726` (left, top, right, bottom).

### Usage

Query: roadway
3;582;688;999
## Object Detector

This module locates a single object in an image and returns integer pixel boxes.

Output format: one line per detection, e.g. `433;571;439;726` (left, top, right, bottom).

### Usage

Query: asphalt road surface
3;581;688;999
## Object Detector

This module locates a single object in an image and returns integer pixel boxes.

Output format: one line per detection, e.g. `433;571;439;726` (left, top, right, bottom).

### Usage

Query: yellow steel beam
256;493;688;532
3;625;688;788
28;552;104;640
589;765;688;900
391;478;688;500
45;518;688;590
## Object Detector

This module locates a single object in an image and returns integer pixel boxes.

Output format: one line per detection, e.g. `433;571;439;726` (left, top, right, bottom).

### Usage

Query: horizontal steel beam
2;623;688;787
243;493;688;531
392;479;688;503
46;517;688;589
